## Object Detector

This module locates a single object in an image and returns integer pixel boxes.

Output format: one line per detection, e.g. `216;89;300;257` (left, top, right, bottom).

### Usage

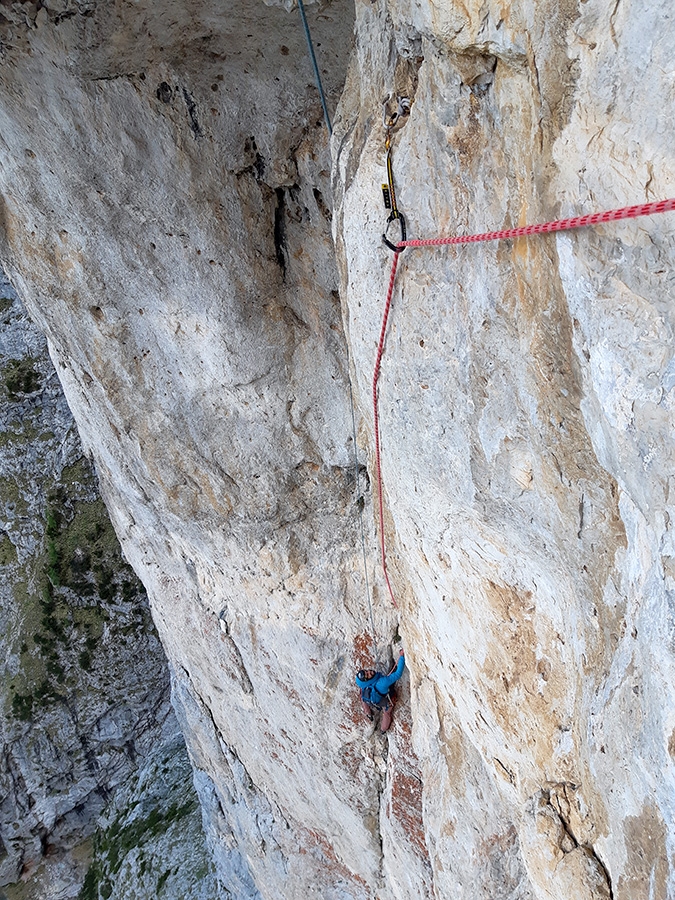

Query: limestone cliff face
334;1;675;896
0;0;674;898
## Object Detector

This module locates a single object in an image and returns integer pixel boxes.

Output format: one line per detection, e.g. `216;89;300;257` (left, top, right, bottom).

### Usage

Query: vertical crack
545;787;614;899
273;188;287;279
182;87;202;138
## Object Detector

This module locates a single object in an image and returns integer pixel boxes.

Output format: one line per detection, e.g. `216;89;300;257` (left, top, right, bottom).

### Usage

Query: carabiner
380;94;410;252
382;211;407;252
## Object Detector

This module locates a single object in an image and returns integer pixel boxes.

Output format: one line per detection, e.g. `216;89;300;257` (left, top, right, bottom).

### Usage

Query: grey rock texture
0;0;673;898
78;732;217;900
0;277;212;900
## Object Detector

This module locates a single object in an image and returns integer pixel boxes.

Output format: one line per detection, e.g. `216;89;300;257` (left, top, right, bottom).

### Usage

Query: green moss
0;477;30;517
3;357;42;399
78;864;100;900
6;455;149;724
11;691;34;721
0;532;17;565
0;296;14;314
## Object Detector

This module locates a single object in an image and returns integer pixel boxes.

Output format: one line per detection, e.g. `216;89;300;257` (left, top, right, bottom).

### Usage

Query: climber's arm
376;652;405;692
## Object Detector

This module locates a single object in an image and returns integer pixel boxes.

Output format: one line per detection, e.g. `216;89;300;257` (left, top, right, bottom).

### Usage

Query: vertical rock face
0;1;674;898
334;0;675;897
0;2;398;898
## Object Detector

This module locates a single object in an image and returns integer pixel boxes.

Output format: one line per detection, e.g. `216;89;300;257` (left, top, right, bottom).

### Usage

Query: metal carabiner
382;96;411;201
380;95;410;252
383;210;407;252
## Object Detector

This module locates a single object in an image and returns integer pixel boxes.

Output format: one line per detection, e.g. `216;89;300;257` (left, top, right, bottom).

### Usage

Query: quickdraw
381;95;410;252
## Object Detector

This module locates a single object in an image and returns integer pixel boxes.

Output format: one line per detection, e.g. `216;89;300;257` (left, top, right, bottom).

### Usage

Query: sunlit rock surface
0;0;674;897
334;0;675;896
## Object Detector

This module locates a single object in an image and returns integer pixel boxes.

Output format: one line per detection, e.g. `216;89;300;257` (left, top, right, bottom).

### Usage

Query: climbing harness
297;0;332;136
372;196;675;608
381;96;410;252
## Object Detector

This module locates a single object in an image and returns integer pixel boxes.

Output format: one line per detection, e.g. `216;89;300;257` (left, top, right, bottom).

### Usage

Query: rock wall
0;0;674;898
333;0;675;896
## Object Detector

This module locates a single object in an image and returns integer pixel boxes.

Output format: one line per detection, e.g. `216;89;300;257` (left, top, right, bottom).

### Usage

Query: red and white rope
372;197;675;607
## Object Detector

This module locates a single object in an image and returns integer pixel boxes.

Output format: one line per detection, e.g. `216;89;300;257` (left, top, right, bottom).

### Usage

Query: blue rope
297;0;332;136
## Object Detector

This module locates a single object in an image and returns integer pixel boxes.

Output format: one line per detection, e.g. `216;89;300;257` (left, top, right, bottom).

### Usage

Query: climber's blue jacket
355;654;405;707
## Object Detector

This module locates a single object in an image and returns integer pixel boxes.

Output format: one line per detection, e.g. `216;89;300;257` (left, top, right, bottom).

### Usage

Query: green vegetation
0;296;15;325
0;476;30;518
156;869;171;892
78;799;197;900
6;457;149;724
0;532;17;565
11;690;34;721
3;357;42;399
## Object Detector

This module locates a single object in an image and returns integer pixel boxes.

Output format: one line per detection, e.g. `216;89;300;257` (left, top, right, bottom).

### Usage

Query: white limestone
0;0;674;896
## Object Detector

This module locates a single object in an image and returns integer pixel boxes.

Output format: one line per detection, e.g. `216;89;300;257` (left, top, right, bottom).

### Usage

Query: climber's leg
380;696;395;732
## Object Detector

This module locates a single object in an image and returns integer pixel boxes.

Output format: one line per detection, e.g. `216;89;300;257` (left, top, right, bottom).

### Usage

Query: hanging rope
372;252;401;608
373;196;675;607
297;0;332;136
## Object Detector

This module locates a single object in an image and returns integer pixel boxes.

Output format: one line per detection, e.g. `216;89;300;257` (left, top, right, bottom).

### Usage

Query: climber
355;649;405;733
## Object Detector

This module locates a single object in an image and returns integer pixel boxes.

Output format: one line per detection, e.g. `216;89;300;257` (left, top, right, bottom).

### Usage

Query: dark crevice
546;787;614;899
313;187;332;222
234;153;266;181
595;853;615;900
182;87;202;138
235;137;266;181
156;81;172;103
92;72;136;82
253;152;265;181
273;188;287;279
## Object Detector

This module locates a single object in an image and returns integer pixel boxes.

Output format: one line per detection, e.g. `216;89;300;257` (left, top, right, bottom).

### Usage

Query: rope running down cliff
297;0;332;136
373;196;675;609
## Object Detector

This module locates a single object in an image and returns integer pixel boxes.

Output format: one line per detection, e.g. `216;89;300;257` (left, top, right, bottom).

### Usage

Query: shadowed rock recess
0;0;674;897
